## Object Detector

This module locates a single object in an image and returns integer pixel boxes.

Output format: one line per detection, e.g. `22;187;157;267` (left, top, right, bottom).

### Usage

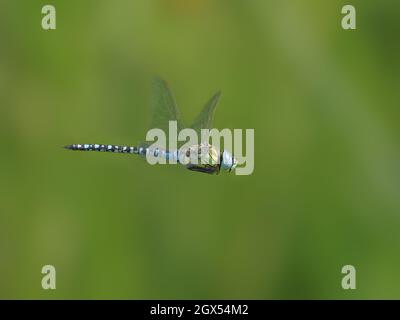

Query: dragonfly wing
190;91;221;141
149;77;184;132
142;77;185;148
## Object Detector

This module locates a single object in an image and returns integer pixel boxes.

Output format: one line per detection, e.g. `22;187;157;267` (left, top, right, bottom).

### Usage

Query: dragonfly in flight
65;78;238;175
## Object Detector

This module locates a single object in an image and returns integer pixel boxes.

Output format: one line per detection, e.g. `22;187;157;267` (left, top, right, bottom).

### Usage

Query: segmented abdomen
65;144;142;154
65;144;181;162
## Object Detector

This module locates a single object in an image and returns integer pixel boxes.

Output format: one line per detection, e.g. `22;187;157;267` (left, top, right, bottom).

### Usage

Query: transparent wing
190;91;221;140
141;77;185;148
149;77;184;132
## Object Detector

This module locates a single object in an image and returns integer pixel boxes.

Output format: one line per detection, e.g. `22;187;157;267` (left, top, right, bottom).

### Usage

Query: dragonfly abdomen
65;143;183;164
64;144;142;154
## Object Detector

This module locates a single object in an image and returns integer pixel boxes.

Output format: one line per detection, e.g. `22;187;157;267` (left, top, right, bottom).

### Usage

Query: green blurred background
1;0;399;299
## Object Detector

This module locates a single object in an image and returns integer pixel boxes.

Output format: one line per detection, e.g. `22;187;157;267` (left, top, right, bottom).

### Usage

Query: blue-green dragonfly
65;78;238;174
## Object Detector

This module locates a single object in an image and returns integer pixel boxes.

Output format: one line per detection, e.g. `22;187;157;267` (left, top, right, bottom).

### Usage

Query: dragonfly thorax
179;143;219;166
180;143;237;174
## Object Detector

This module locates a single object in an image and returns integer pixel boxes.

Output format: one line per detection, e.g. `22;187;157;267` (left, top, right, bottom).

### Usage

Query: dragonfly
64;78;238;175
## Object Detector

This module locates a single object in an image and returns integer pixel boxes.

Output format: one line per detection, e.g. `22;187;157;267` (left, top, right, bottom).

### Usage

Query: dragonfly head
221;150;238;173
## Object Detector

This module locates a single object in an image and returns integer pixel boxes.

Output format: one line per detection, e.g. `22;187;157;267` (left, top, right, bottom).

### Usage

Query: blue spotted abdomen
64;143;179;160
64;143;142;154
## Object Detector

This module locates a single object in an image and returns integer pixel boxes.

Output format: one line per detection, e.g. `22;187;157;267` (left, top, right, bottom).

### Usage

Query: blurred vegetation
0;0;399;299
